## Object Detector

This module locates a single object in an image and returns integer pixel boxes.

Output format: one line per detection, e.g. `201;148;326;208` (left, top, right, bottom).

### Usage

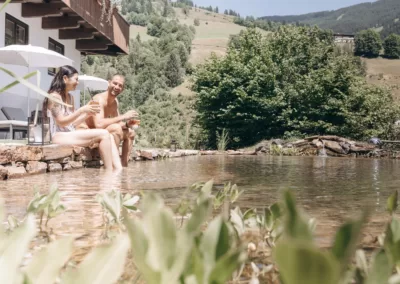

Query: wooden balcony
2;0;129;55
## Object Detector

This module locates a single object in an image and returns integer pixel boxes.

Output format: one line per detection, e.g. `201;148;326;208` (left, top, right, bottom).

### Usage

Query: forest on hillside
81;0;400;150
261;0;400;38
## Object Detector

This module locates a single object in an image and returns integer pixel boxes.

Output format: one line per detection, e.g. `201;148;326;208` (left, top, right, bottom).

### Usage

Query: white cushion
0;120;28;127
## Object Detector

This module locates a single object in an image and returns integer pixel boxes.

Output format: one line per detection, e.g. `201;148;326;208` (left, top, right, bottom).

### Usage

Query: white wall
0;3;81;118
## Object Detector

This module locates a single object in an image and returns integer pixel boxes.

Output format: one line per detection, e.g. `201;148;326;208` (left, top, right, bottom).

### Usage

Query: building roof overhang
1;0;129;56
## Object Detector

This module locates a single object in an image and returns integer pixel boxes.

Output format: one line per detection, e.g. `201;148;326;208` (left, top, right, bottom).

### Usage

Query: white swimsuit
48;105;75;136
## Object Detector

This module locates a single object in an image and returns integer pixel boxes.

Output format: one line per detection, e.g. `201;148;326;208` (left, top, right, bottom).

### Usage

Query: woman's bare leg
52;129;114;171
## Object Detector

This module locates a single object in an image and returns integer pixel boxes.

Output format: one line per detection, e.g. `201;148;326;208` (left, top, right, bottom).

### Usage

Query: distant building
333;33;355;44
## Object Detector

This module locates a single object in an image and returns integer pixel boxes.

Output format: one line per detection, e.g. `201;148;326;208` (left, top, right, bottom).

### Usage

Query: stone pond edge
0;135;397;180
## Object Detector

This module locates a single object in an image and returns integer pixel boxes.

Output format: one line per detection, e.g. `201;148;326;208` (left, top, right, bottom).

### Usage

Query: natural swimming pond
1;155;398;247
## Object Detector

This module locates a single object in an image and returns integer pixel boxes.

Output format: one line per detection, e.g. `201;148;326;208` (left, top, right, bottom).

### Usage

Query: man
78;74;138;167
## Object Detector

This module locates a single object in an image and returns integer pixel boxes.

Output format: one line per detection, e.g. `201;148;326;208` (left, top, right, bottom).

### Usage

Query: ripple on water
1;155;399;247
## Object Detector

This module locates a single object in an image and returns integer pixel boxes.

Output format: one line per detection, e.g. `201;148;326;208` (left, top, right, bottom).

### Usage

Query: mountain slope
261;0;400;37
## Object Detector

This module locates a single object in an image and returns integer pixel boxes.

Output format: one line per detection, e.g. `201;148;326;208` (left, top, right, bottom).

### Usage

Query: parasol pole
84;80;86;105
27;66;30;118
33;70;41;125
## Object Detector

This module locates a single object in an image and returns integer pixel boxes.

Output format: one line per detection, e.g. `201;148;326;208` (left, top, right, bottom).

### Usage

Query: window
48;38;65;75
5;13;29;46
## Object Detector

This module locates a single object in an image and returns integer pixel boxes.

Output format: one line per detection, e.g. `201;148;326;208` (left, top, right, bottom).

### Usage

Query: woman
43;65;122;172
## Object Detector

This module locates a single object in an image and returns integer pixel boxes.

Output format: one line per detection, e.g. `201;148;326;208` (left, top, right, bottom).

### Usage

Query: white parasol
0;44;74;116
77;75;109;104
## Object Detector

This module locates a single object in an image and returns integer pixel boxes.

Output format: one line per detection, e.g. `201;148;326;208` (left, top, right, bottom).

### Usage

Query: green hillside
81;0;400;149
261;0;400;37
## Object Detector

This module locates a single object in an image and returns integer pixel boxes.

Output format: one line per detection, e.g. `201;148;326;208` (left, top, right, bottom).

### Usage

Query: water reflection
372;159;381;209
1;155;399;247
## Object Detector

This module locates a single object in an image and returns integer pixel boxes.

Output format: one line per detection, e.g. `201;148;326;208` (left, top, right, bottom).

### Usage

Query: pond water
1;155;399;247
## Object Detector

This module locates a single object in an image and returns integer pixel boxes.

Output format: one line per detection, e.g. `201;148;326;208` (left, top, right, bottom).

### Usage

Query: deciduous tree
354;29;382;57
193;27;399;148
384;33;400;59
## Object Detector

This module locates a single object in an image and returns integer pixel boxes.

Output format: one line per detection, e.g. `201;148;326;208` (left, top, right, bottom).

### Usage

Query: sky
193;0;376;17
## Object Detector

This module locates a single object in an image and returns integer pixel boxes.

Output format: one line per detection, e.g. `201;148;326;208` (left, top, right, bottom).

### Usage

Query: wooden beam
60;7;73;13
76;39;108;51
22;3;66;18
96;37;114;45
59;28;95;40
0;0;42;2
42;16;81;29
80;45;124;56
61;0;129;55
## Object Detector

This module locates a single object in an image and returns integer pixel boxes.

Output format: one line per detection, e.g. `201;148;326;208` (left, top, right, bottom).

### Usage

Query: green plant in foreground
96;190;140;238
126;180;247;284
3;180;400;284
228;188;400;284
256;203;284;247
230;202;285;248
25;185;66;228
96;190;140;224
177;180;244;223
213;182;244;210
0;200;130;284
272;190;400;284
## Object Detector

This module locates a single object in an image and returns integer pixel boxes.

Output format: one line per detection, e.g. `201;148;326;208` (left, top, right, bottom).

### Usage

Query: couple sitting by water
43;65;139;172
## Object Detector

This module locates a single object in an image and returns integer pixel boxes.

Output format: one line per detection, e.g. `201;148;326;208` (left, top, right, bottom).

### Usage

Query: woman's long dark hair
43;65;78;118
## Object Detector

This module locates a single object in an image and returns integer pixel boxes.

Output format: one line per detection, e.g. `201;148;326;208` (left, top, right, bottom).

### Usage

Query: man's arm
92;98;137;129
116;102;129;130
92;105;124;129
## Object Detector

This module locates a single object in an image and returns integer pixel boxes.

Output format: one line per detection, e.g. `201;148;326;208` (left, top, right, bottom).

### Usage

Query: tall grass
216;128;229;151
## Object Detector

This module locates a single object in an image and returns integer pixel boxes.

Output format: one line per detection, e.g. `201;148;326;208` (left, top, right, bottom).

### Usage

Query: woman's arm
70;95;90;127
48;93;85;127
72;112;89;127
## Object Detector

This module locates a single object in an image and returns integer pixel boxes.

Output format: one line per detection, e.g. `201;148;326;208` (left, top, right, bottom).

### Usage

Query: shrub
354;29;383;57
384;33;400;59
126;12;148;26
182;6;189;16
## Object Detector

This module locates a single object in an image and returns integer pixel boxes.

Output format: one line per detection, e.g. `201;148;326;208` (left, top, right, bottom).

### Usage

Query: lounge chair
0;110;7;139
0;107;28;140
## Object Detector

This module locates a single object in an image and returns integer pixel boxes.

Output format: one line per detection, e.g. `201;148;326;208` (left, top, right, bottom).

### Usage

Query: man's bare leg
106;124;124;168
110;134;122;170
121;128;135;167
106;124;123;148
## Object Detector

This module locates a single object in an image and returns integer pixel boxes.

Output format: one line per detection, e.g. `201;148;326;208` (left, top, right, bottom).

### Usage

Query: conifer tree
165;52;183;87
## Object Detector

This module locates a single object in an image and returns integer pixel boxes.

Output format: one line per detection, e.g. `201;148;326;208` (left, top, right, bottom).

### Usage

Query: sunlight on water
1;155;399;247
